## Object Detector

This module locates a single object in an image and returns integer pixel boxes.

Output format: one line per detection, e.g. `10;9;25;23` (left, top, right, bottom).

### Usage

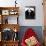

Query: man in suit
25;8;35;19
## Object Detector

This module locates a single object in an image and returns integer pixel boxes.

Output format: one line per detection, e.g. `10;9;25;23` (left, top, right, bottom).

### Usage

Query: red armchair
21;28;41;46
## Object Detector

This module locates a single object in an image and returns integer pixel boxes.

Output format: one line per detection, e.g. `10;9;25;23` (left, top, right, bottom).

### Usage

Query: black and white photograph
25;6;35;19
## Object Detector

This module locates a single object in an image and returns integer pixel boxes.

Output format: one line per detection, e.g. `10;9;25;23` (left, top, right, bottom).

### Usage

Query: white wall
0;0;44;26
17;0;44;26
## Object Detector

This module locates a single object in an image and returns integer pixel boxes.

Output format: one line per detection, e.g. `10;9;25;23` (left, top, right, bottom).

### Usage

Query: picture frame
25;6;35;19
9;10;18;15
2;10;9;15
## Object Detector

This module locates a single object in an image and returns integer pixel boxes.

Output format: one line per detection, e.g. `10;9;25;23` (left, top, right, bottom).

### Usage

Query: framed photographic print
2;10;9;15
9;10;15;15
25;6;35;19
9;10;18;15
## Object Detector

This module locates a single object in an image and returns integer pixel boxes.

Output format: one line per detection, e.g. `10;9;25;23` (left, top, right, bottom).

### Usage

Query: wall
18;0;43;26
0;0;44;26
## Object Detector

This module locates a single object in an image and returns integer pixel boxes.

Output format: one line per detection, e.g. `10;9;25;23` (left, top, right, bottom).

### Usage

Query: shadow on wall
18;26;43;44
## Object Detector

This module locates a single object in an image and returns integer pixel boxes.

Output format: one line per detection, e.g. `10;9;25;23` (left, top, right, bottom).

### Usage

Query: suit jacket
25;10;35;19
